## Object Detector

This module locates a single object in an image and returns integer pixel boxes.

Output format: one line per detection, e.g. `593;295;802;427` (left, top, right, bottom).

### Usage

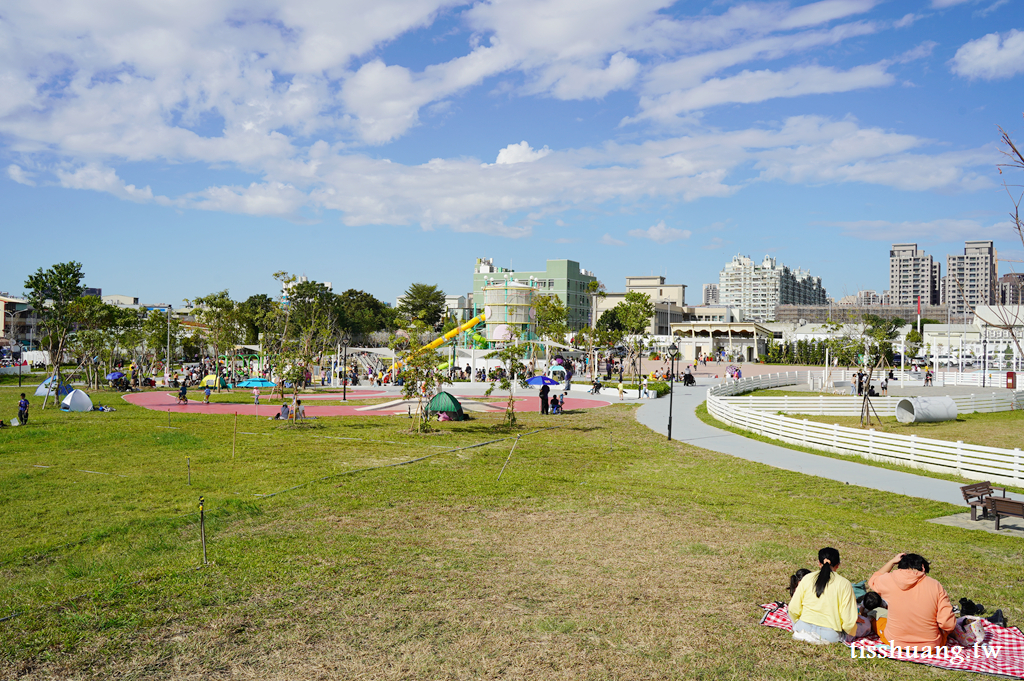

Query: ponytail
814;547;841;598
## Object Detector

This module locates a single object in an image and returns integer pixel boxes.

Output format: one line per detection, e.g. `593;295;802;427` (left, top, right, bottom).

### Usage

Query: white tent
60;389;93;412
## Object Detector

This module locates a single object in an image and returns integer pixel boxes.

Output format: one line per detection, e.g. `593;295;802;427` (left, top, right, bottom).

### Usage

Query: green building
472;258;597;331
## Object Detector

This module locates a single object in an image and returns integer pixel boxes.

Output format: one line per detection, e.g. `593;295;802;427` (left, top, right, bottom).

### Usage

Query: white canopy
61;389;93;412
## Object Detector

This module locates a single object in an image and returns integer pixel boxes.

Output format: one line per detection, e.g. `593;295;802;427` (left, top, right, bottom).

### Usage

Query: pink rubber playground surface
122;390;610;417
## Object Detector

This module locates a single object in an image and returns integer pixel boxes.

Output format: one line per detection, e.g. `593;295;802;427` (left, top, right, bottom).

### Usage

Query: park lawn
789;408;1024;451
0;402;1021;679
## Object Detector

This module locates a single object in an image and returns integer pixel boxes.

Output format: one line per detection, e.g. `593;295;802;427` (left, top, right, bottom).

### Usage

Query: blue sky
2;0;1023;306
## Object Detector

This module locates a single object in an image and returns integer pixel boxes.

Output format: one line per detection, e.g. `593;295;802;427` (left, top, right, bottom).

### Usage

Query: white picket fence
707;372;1024;486
790;367;1014;388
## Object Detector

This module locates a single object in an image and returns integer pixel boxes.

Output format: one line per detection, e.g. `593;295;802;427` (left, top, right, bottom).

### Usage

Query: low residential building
473;257;597;331
594;275;686;335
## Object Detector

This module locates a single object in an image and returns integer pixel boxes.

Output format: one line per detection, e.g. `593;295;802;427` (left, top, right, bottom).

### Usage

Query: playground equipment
394;314;485;369
481;279;537;341
895;396;958;424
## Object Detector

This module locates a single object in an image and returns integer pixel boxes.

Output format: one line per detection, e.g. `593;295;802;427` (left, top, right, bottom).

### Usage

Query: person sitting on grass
279;402;290;420
294;400;305;420
788;568;812;597
788;547;858;644
550;394;560;415
868;552;955;650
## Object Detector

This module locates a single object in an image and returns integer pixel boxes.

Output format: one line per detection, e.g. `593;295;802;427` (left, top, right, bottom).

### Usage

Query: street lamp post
341;332;351;401
667;343;679;441
982;337;988;388
5;310;22;387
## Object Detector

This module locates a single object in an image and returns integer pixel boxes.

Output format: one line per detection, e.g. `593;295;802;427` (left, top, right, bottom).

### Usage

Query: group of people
537;384;566;415
788;547;957;649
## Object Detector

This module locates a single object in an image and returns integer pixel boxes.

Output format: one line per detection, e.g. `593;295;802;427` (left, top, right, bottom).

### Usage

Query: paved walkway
635;379;1020;509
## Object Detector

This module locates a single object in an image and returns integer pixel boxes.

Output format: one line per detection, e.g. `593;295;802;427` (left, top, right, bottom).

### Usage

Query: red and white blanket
760;603;1024;678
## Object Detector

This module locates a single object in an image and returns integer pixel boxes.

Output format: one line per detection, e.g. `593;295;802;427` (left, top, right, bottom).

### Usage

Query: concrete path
635;379;1018;508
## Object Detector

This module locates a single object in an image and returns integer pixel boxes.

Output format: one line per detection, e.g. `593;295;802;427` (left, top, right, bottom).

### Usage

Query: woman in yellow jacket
788;547;859;644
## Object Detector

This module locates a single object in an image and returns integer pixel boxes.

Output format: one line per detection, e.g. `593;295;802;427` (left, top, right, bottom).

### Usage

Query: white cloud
7;165;35;186
821;218;1017;241
600;234;625;246
950;30;1024;80
529;52;640;100
55;164;170;204
893;13;921;28
633;63;893;122
931;0;971;7
495;141;551;164
895;41;937;63
628;220;691;243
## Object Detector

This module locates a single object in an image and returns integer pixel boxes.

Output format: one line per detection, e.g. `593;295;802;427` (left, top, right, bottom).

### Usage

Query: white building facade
718;254;827;322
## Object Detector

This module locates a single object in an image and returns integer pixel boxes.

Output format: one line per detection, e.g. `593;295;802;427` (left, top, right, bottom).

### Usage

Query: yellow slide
394;313;485;369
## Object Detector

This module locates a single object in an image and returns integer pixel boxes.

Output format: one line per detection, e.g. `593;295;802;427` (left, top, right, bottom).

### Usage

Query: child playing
203;386;212;404
252;388;260;405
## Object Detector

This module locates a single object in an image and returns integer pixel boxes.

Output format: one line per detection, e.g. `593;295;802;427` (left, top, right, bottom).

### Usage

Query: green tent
427;391;466;421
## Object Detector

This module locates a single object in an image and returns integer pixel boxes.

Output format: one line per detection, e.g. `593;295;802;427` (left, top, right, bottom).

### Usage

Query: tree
189;291;242;388
398;283;446;328
393;330;450;433
24;261;85;406
142;308;181;379
534;294;569;343
615;291;655;395
596;309;624;333
336;289;396;335
69;296;120;389
485;330;531;429
238;294;280;346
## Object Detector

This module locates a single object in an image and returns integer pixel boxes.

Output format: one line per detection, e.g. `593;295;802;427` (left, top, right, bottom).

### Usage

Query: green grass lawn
0;400;1020;679
746;389;849;398
794;409;1024;450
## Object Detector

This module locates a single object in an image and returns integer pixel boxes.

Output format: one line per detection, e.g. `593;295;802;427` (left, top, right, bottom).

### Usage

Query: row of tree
22;263;408;398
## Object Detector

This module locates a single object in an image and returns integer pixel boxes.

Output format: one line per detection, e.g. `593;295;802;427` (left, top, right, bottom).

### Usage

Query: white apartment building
702;283;719;305
889;243;939;307
944;240;997;316
718;254;827;322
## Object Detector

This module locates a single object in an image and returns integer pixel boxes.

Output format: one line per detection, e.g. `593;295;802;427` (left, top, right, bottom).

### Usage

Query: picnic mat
760;603;1024;678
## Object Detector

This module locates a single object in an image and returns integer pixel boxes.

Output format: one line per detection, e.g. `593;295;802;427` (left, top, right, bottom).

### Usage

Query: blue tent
35;375;73;398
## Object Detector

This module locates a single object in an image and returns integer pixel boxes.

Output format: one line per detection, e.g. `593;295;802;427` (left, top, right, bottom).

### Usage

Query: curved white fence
707;372;1024;487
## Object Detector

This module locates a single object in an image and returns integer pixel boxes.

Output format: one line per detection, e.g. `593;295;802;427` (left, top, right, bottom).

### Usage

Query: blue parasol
526;375;559;386
236;377;276;388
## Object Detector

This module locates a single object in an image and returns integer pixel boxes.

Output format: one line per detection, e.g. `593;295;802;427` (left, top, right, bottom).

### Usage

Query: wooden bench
986;496;1024;531
961;482;1007;521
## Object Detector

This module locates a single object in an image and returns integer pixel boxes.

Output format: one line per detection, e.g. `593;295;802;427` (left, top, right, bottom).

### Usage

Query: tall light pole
341;332;351;401
982;336;988;388
165;305;172;387
667;342;679;441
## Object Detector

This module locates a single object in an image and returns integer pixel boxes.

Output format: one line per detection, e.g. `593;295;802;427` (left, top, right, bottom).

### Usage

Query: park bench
986;496;1024;531
961;482;1007;521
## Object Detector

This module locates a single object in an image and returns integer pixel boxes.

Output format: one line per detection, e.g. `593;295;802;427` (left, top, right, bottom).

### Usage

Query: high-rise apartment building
944;240;997;315
889;244;940;307
702;283;719;305
718;254;827;322
998;273;1024;305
